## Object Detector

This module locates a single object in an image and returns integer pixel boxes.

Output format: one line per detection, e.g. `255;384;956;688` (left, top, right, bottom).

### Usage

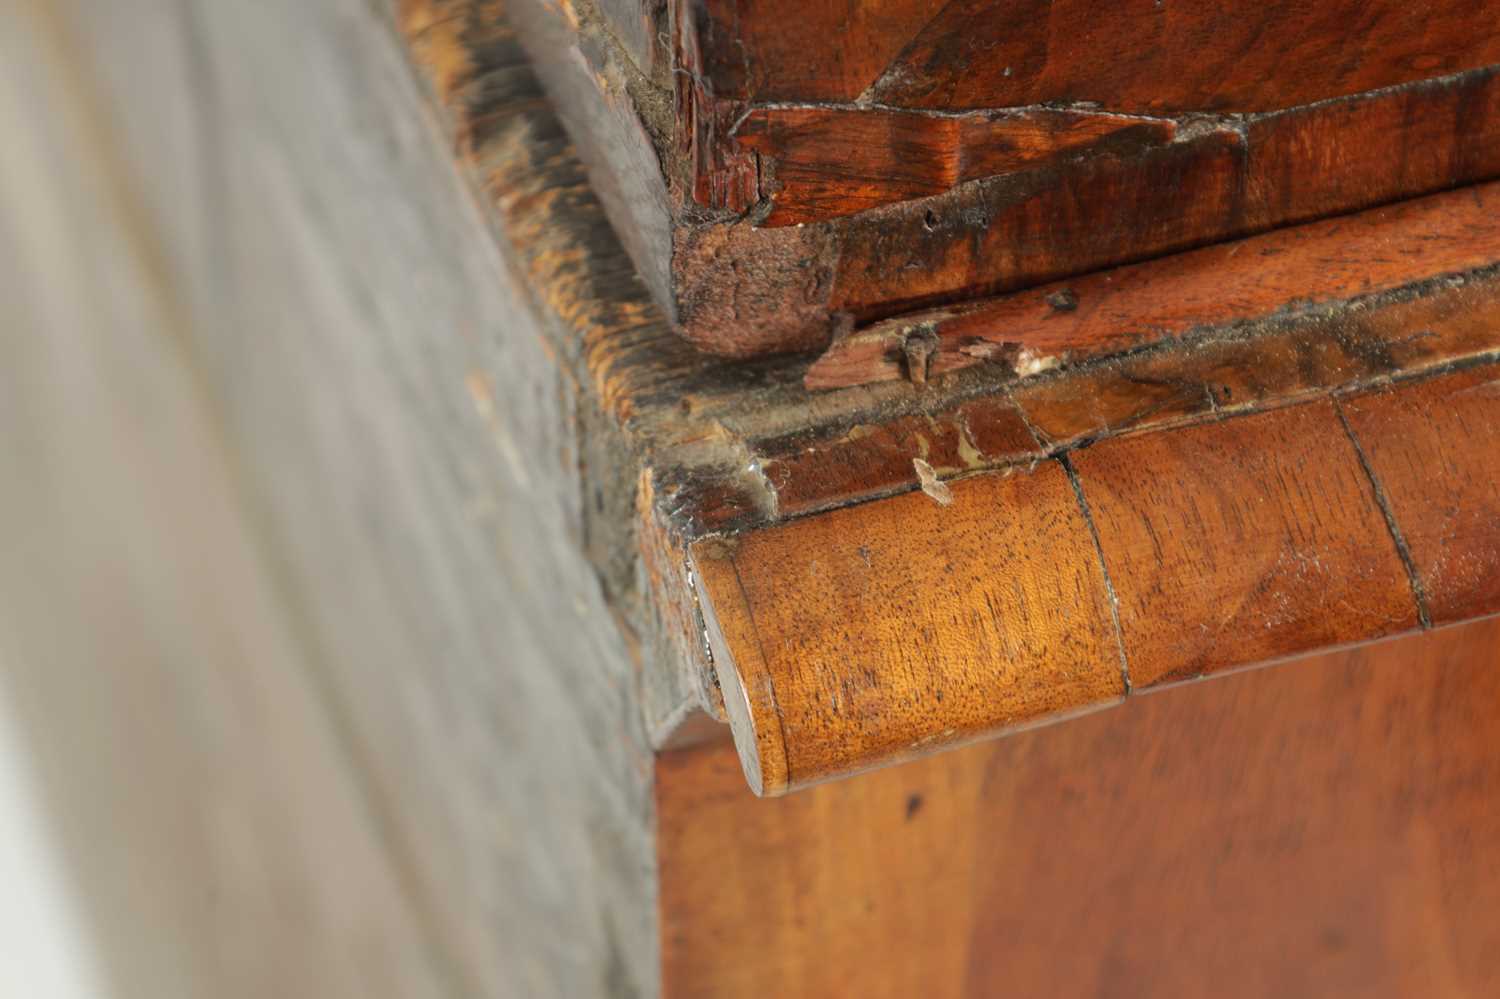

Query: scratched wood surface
658;615;1500;998
693;359;1500;794
807;182;1500;390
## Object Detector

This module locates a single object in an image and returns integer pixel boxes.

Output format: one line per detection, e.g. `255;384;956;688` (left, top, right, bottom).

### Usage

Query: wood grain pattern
1011;272;1500;449
658;616;1500;998
82;1;679;994
671;207;1500;539
677;65;1500;355
693;358;1500;791
808;181;1500;389
399;0;1500;806
681;0;944;103
691;463;1125;796
1072;401;1422;689
733;106;1175;226
681;0;1500;112
820;68;1500;321
484;0;1500;357
684;0;1500;112
1341;366;1500;625
1243;66;1500;230
864;0;1500;112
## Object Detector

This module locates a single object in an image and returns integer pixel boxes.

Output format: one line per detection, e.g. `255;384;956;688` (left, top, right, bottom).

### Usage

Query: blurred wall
0;0;654;996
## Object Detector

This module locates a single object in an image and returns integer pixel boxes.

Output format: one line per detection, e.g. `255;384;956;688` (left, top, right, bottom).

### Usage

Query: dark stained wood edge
807;182;1500;390
676;64;1500;355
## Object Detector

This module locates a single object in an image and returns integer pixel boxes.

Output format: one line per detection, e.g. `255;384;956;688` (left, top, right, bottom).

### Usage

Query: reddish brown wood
863;0;1500;112
1072;400;1422;690
692;354;1500;791
734;106;1175;227
677;0;943;104
753;396;1040;521
819;68;1500;325
808;181;1500;390
1011;276;1500;449
470;0;1500;357
675;269;1500;543
653;198;1500;538
1341;366;1500;626
1242;68;1500;229
681;0;1500;112
665;66;1500;355
658;616;1500;998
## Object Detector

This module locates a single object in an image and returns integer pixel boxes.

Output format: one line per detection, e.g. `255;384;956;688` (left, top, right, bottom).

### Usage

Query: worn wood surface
694;217;1500;539
808;182;1500;390
659;615;1500;998
681;64;1500;355
732;106;1176;226
394;3;1500;799
476;0;1500;356
693;359;1500;793
23;0;1500;994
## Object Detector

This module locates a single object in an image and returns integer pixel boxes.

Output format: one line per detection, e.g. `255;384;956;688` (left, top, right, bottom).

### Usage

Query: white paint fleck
1014;347;1061;378
912;458;953;506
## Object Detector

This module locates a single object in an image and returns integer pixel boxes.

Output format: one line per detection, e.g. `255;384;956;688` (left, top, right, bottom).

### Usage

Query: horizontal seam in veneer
1058;454;1133;695
1333;397;1433;630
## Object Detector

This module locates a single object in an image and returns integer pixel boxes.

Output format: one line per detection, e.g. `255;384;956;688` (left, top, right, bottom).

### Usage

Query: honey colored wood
807;181;1500;390
693;359;1500;793
692;462;1126;796
405;3;1500;797
1072;400;1421;689
1341;366;1500;626
658;616;1500;999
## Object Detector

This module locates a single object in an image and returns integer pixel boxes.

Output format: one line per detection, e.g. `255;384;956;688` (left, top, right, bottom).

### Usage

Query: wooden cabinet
6;0;1498;995
399;3;1500;992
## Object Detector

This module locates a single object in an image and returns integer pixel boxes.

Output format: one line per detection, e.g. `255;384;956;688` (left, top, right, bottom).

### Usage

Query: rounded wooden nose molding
687;358;1500;795
688;461;1130;797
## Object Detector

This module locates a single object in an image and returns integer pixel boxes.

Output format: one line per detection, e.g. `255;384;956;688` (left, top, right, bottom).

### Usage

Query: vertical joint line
1059;454;1132;695
1334;399;1433;630
1006;386;1051;454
